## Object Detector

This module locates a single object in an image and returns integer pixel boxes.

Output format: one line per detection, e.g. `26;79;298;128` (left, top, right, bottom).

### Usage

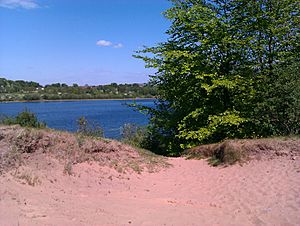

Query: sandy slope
1;156;300;226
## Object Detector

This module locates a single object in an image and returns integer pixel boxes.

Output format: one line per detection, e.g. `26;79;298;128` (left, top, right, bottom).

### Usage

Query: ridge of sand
0;126;299;225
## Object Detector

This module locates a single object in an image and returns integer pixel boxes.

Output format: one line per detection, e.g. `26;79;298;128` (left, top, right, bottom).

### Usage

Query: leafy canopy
135;0;300;155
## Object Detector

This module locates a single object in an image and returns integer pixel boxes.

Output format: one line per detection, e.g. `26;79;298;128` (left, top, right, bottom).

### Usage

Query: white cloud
96;40;123;48
113;43;123;48
96;40;113;47
0;0;39;9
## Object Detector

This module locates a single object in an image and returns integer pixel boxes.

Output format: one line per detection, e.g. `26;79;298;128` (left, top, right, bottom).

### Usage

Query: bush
185;140;244;166
22;93;41;101
0;110;46;128
0;115;15;125
77;116;103;138
121;123;147;148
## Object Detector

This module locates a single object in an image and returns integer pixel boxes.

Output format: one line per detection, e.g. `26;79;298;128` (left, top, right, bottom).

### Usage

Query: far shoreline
0;97;156;104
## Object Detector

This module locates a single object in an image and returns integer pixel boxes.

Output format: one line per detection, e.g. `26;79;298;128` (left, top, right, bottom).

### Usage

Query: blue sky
0;0;171;85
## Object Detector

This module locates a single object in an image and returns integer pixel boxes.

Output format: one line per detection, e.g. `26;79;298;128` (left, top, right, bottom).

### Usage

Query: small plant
208;156;222;166
128;161;143;174
121;123;147;148
0;110;46;128
0;146;23;174
63;161;73;175
185;141;243;166
17;171;41;186
213;142;242;165
0;115;15;125
77;116;103;138
76;134;85;147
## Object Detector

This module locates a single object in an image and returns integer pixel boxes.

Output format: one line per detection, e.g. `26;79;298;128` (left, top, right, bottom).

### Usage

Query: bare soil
0;126;299;226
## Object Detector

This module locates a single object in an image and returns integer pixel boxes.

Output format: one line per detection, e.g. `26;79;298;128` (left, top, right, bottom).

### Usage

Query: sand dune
0;126;299;225
1;157;299;225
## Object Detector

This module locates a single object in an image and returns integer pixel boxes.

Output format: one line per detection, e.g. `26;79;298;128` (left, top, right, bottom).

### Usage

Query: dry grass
63;161;73;175
15;170;41;186
0;146;23;173
185;137;300;166
0;125;170;175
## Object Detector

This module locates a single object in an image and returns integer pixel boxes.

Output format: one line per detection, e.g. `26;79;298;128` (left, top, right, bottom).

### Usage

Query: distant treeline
0;78;157;101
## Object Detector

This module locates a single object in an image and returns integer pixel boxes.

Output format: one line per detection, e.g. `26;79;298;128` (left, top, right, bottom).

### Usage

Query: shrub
0;110;46;128
77;116;103;138
17;171;41;186
0;115;15;125
121;123;147;148
22;93;41;101
211;142;242;165
185;140;244;166
63;161;73;176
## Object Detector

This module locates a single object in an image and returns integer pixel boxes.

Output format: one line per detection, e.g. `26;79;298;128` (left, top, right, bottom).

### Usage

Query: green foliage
251;61;300;136
0;78;157;101
121;123;147;148
178;110;246;149
135;0;300;155
76;116;103;138
1;110;46;128
0;78;41;93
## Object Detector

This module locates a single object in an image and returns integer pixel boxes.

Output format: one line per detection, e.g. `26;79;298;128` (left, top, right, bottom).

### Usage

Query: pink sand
1;157;300;226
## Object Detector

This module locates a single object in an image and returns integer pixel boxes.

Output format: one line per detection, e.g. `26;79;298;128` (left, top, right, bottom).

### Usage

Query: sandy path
1;157;300;226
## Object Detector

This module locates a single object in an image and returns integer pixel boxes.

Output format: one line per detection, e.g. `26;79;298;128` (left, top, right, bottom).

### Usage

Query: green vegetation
121;123;147;148
76;116;104;138
1;1;298;158
135;0;300;155
0;78;157;101
1;110;46;128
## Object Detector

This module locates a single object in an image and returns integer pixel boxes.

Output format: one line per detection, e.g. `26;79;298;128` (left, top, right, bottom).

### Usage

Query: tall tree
229;0;300;136
136;0;300;154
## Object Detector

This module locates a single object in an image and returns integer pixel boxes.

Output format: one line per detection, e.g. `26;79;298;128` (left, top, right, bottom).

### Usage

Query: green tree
253;61;300;136
135;0;300;155
230;0;300;136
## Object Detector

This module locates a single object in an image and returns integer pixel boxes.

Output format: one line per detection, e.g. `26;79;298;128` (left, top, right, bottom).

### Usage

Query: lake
0;99;155;139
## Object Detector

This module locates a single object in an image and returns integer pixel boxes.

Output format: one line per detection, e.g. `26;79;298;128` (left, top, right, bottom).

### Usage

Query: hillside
0;77;157;101
0;125;299;225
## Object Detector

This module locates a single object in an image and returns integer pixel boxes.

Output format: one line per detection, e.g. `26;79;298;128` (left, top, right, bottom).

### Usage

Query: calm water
0;99;154;139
